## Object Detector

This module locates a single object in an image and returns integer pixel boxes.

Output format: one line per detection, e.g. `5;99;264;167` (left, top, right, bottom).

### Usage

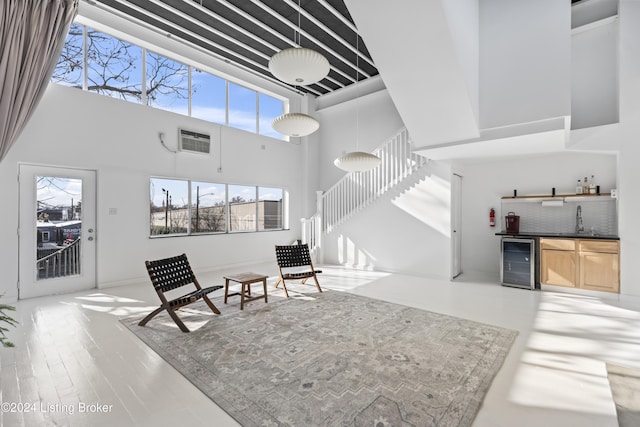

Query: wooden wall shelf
501;193;612;200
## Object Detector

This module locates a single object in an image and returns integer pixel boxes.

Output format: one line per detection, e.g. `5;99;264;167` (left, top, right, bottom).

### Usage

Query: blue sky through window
191;181;226;207
228;83;257;133
53;24;287;140
259;93;284;138
86;29;143;103
259;186;283;201
146;51;188;114
52;23;83;87
150;178;189;209
37;176;82;209
192;69;226;124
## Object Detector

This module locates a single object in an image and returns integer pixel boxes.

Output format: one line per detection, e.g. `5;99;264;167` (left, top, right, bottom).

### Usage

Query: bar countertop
495;231;619;240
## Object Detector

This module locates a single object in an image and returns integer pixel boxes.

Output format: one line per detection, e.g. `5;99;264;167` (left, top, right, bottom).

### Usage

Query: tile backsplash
500;198;618;235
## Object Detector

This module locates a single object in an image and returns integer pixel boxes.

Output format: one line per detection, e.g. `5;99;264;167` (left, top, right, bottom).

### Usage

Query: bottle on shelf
583;176;589;194
589;175;596;194
576;179;583;194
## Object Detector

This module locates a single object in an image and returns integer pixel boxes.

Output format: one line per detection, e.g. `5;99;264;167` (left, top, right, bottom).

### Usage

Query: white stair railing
302;128;428;250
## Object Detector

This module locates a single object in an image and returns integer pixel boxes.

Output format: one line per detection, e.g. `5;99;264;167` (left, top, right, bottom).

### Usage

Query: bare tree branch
53;25;189;105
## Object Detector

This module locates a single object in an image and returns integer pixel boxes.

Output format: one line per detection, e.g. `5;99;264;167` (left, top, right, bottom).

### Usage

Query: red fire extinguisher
489;208;496;227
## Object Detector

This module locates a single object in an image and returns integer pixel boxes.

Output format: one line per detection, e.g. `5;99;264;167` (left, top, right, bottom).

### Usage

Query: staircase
301;128;429;252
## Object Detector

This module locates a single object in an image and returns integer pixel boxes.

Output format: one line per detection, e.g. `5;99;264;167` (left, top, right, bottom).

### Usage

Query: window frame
149;177;288;238
53;23;289;140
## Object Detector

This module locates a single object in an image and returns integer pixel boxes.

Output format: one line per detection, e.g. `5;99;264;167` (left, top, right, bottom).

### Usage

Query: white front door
18;164;96;299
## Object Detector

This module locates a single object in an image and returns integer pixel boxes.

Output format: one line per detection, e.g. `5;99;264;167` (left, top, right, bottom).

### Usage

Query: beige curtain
0;0;78;162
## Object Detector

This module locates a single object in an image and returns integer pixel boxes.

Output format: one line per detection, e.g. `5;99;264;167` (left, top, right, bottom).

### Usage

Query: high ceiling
86;0;379;97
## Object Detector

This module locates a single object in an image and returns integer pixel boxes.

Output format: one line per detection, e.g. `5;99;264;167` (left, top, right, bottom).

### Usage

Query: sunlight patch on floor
68;293;156;317
318;266;392;292
508;291;640;417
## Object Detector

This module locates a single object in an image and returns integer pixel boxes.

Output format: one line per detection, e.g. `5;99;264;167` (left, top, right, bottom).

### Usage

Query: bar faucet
576;205;584;233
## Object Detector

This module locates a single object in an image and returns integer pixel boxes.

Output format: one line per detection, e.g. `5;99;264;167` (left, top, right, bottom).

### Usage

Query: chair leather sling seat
139;253;222;332
274;243;322;298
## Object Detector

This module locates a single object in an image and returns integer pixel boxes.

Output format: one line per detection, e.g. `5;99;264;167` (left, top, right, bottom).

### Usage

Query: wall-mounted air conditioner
179;129;210;154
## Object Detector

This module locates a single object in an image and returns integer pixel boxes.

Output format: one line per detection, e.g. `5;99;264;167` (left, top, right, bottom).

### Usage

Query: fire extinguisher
489;208;496;227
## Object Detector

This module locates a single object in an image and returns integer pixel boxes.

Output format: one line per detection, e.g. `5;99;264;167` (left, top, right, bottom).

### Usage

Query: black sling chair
139;254;222;332
274;244;323;298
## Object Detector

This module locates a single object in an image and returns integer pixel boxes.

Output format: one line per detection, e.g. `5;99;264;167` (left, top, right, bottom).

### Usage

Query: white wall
442;0;479;122
571;19;619;129
480;0;571;129
0;84;303;300
455;152;617;278
345;0;479;146
612;0;640;299
321;160;452;278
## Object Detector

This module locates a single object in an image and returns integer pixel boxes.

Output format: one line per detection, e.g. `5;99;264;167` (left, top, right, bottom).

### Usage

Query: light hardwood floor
2;264;639;427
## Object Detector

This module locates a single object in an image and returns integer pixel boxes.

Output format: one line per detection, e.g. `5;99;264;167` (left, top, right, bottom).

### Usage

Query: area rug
606;363;640;427
122;291;517;426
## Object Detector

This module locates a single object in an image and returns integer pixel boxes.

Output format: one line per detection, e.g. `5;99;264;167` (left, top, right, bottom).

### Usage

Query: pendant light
334;33;380;172
269;48;329;86
269;1;324;137
268;0;329;86
272;112;319;137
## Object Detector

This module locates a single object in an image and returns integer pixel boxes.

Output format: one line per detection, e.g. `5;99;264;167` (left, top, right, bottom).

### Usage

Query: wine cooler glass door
501;238;535;289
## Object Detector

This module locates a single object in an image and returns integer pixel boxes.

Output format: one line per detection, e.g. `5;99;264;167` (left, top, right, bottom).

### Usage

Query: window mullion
225;184;230;233
188;65;192;117
82;25;87;91
255;92;259;134
142;47;147;105
255;186;259;232
225;81;229;126
187;180;192;235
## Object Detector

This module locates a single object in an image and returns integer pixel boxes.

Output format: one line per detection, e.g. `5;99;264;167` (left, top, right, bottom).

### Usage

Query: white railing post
315;190;324;262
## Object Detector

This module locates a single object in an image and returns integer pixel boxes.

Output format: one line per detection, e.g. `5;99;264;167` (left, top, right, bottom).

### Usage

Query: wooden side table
223;272;269;310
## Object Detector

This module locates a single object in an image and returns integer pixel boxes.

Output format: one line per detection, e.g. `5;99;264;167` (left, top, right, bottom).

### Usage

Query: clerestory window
53;23;287;139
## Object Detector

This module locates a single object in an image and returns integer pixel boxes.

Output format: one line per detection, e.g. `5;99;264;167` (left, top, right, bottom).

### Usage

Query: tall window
191;181;226;234
228;184;257;232
86;30;143;103
51;23;83;88
259;93;284;138
228;83;257;133
150;178;189;235
258;187;283;230
52;24;287;139
192;69;226;124
146;51;189;115
150;179;285;236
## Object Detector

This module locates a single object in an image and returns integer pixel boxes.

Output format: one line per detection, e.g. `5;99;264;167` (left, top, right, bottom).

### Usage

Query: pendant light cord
355;33;359;150
297;0;301;46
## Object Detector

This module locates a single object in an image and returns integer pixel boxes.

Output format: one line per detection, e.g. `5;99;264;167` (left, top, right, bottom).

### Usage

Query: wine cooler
501;237;536;289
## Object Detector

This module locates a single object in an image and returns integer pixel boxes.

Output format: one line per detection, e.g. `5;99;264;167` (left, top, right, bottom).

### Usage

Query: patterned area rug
606;363;640;427
122;290;517;426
